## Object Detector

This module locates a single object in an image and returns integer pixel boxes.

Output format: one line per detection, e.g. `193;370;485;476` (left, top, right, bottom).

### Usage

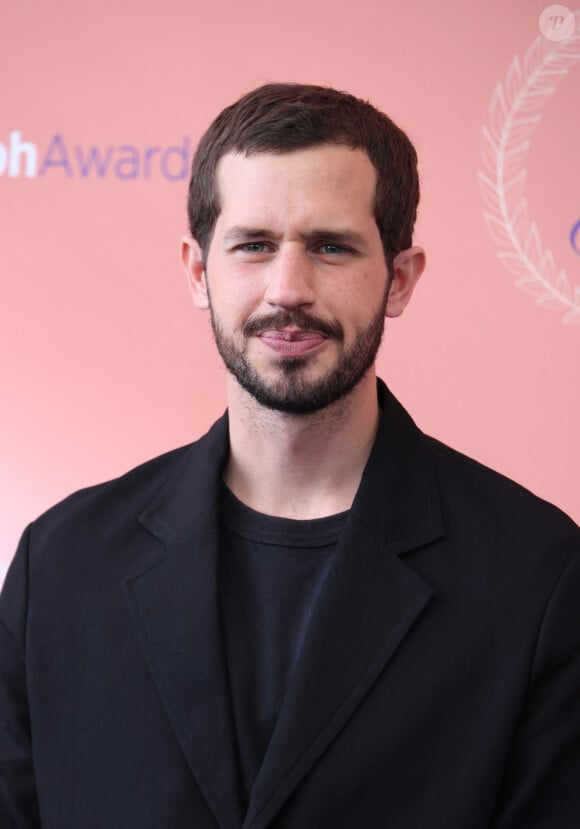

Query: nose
263;244;316;310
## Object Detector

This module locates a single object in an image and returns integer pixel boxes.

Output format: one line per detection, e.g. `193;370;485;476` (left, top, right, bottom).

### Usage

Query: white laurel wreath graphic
479;10;580;324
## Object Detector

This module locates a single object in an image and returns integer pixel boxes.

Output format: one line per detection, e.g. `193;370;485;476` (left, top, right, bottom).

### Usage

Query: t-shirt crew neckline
219;482;349;548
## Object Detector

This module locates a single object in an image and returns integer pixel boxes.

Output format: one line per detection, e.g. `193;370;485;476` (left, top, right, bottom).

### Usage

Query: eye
317;243;350;256
238;242;269;253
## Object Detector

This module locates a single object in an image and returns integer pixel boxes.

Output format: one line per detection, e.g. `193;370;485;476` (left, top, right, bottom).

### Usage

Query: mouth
258;329;328;356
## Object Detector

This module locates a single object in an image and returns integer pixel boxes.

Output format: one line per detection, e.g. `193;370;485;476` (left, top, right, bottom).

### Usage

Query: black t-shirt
218;483;347;806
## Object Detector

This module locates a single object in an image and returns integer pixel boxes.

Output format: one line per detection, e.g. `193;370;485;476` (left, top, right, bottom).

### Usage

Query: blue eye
240;242;268;253
319;243;347;255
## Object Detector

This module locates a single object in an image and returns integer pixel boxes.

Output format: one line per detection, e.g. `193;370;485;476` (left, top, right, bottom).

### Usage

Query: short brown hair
187;83;419;266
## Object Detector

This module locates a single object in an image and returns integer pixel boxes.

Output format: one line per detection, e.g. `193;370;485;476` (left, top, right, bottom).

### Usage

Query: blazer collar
126;380;443;829
138;410;230;545
351;378;444;553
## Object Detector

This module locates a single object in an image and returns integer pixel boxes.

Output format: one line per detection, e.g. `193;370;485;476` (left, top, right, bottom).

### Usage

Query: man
1;84;579;828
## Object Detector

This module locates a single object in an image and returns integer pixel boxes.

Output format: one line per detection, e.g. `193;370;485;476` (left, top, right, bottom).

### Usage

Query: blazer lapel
244;382;445;829
124;414;244;829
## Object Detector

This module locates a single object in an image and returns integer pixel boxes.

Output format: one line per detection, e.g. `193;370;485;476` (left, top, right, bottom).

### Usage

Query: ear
385;246;426;318
181;235;209;309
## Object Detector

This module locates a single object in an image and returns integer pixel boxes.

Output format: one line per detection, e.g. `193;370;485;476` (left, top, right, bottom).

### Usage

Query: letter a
39;135;73;176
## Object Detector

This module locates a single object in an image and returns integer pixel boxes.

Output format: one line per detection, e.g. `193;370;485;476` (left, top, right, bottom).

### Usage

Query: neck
224;371;380;519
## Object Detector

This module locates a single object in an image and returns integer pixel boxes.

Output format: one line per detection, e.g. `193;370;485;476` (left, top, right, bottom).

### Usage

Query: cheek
330;270;387;317
207;258;262;314
209;281;263;328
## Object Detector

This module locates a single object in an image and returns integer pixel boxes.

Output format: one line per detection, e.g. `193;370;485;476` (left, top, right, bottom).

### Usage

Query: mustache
243;311;344;341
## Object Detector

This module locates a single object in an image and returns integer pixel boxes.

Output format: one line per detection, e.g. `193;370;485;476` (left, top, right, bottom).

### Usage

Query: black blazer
1;381;579;828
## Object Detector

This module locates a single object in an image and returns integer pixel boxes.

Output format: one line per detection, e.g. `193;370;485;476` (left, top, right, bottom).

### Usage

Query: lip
258;329;328;356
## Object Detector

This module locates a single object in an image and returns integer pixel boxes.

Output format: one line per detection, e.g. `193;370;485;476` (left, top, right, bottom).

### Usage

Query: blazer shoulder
425;434;579;553
28;410;228;550
32;442;191;531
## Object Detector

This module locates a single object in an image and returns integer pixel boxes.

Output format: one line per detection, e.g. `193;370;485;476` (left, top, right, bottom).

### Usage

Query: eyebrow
223;227;277;244
222;226;369;250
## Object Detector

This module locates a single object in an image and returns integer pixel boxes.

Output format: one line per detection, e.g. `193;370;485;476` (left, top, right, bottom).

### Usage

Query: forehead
214;145;377;225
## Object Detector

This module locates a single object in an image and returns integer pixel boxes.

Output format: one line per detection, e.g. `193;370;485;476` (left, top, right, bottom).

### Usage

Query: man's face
202;145;391;414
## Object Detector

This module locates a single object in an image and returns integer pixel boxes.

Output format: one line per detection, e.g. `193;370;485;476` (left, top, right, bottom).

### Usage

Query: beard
209;288;389;415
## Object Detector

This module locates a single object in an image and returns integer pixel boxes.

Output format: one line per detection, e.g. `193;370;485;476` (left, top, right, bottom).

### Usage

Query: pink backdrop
2;0;579;583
